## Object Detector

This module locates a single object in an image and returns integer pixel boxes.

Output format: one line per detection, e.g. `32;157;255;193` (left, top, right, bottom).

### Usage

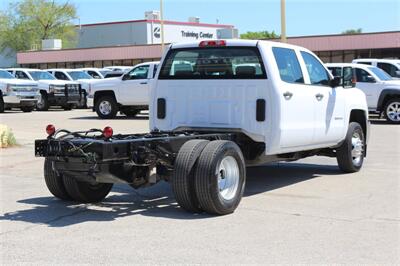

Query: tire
336;122;365;173
384;98;400;124
172;139;209;212
194;140;246;215
36;92;49;111
95;95;118;119
62;175;113;203
123;109;140;118
0;97;4;113
63;104;73;111
21;106;34;112
44;159;71;200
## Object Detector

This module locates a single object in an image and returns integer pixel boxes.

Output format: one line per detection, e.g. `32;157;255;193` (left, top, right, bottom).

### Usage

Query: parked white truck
327;63;400;123
7;68;81;111
0;69;39;112
87;61;159;118
35;40;369;215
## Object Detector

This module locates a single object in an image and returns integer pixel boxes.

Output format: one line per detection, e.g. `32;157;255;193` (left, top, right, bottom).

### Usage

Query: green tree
0;0;77;55
240;30;280;40
342;28;362;34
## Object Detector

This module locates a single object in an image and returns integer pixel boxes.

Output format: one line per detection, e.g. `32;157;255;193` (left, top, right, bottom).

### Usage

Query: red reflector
103;126;113;139
46;124;56;136
199;40;226;47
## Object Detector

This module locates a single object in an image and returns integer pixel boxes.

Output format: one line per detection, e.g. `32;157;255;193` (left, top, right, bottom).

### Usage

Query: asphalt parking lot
0;109;399;264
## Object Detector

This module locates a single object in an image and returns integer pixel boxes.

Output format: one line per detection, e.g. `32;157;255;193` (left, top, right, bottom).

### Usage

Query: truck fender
377;89;400;111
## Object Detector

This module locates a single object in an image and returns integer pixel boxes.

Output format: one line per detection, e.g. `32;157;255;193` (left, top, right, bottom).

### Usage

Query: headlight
6;84;12;94
49;84;56;93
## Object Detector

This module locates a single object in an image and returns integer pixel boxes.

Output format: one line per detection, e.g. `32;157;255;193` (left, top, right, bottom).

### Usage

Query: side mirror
329;76;341;88
122;74;130;80
395;70;400;78
366;75;376;83
342;67;356;88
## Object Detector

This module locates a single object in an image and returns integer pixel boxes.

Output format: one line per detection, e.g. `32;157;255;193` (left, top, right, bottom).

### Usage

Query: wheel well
349;109;367;139
381;94;400;111
94;91;116;106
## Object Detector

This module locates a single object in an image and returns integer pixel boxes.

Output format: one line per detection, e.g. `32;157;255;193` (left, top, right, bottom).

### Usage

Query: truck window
159;47;266;79
377;62;398;77
272;47;304;84
327;67;342;77
55;71;69;80
15;71;30;80
300;51;330;86
88;71;101;79
355;68;375;83
125;65;150;80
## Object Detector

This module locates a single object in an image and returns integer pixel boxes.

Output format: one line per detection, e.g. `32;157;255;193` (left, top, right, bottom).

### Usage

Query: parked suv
353;58;400;78
327;63;400;123
88;61;159;118
0;69;39;112
36;40;369;215
7;68;81;111
47;69;96;108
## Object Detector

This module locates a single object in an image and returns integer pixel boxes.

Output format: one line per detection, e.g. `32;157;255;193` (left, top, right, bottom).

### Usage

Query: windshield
368;67;392;81
28;71;56;81
159;47;267;79
68;71;93;80
0;70;15;79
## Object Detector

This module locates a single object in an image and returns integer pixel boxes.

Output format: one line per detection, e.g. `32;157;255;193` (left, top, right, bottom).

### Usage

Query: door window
300;51;330;86
272;47;304;84
377;62;398;77
15;71;30;79
54;71;69;80
355;68;375;83
126;65;150;80
88;71;101;79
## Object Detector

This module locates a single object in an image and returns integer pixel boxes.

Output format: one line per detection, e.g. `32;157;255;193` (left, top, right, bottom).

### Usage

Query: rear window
159;47;267;79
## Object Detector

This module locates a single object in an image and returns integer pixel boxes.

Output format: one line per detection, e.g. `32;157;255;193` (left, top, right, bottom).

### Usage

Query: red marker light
46;124;56;136
103;126;113;139
199;40;226;47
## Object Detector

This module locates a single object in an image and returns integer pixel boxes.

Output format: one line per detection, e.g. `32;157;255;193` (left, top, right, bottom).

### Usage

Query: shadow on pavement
0;162;342;227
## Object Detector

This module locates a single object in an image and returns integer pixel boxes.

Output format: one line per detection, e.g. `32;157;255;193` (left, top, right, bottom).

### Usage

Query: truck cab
0;69;39;113
88;61;159;118
327;63;400;123
6;68;81;111
353;58;400;78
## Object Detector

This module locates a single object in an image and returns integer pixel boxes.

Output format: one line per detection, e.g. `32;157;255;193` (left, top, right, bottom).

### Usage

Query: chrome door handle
315;93;324;101
140;82;148;85
283;91;293;100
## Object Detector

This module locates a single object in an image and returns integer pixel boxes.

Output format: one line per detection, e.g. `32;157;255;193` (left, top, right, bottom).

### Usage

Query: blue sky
2;0;400;36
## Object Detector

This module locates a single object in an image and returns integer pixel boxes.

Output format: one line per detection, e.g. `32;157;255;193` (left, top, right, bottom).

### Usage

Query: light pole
160;0;165;51
280;0;287;43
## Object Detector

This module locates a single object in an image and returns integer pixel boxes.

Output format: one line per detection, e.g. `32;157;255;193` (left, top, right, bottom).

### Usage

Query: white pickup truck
327;63;400;123
47;69;96;108
35;40;369;215
0;69;39;112
7;68;81;111
87;61;159;118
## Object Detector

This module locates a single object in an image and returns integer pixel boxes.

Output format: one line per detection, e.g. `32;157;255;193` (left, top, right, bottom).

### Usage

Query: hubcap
386;102;400;122
37;95;44;108
217;156;240;201
99;101;112;115
351;132;363;165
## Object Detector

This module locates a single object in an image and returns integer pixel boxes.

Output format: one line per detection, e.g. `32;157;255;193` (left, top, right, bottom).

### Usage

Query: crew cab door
354;68;380;109
272;47;315;149
119;65;150;105
299;51;345;144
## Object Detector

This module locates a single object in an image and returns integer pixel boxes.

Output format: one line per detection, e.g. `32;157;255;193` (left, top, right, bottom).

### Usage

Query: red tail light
46;124;56;136
103;126;113;139
199;40;226;47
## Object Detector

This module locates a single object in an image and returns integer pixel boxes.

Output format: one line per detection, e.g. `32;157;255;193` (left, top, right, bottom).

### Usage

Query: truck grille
11;85;38;92
66;84;80;95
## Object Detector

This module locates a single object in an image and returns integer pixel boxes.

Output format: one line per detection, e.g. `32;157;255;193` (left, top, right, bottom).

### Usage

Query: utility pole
280;0;287;43
160;0;165;51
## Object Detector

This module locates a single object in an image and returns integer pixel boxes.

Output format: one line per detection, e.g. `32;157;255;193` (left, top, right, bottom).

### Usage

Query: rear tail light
199;40;226;47
103;126;113;139
46;124;56;136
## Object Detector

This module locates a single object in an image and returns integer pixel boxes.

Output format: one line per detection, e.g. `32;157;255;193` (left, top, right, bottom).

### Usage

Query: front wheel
194;140;246;215
36;92;49;111
95;96;118;119
77;92;87;109
384;98;400;124
336;122;365;173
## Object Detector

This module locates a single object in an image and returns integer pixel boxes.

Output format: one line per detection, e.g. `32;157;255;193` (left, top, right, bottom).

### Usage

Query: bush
0;124;17;148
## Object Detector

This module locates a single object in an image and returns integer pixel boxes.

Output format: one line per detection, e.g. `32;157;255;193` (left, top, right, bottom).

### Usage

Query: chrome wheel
351;132;363;166
217;156;240;201
99;100;112;115
37;95;44;108
386;101;400;122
